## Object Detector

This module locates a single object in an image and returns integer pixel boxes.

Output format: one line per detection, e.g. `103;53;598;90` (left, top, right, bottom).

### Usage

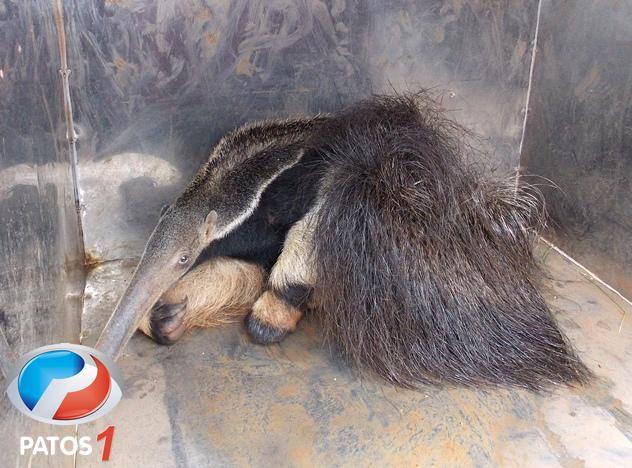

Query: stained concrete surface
74;246;632;467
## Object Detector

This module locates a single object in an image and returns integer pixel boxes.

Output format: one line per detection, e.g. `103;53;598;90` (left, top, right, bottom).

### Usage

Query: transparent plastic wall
522;0;632;298
0;1;84;462
64;0;536;265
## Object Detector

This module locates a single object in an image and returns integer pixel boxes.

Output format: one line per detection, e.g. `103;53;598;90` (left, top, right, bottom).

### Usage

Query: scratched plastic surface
65;0;537;263
0;1;83;466
521;0;632;299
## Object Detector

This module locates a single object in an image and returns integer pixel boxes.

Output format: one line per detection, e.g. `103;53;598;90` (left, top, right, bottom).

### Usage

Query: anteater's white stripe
214;150;305;240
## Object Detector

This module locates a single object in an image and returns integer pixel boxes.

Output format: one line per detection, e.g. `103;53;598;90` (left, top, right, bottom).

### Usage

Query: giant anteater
97;92;589;391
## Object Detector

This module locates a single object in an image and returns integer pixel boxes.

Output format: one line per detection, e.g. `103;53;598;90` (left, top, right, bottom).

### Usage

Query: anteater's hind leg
246;209;317;345
138;257;265;344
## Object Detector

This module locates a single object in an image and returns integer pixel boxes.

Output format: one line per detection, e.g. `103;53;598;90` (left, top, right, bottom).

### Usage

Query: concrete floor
75;245;632;467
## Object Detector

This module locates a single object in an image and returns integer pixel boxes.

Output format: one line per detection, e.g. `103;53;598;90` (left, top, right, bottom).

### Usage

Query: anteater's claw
149;296;188;345
244;312;289;345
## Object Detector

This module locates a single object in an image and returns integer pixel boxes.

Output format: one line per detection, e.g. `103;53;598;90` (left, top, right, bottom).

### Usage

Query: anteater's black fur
307;93;589;390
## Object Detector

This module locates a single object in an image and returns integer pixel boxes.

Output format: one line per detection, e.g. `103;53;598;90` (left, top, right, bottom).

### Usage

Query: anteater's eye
178;255;189;265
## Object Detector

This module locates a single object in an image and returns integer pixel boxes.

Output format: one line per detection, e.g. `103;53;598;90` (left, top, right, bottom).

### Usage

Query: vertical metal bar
52;0;87;353
52;0;85;257
516;0;544;189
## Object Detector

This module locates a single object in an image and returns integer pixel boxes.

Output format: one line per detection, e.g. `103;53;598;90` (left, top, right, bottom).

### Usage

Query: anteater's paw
244;291;302;345
244;313;290;345
149;297;188;345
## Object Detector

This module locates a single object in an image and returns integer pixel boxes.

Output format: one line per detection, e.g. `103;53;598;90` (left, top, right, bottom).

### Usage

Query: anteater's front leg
138;257;265;344
246;209;317;345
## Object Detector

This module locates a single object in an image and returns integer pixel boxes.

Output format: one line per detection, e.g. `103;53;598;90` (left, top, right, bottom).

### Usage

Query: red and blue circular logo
6;344;122;425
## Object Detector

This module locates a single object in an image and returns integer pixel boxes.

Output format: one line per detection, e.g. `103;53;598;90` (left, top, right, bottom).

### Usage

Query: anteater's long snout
95;265;166;360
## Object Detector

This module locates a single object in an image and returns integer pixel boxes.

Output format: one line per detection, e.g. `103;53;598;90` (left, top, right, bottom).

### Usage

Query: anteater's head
130;201;218;306
95;121;315;359
95;199;219;358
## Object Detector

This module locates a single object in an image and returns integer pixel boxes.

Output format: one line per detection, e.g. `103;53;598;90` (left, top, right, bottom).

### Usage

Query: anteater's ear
200;210;218;244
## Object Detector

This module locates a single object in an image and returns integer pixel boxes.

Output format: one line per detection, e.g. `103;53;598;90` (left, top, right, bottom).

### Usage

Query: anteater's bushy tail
310;92;590;390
